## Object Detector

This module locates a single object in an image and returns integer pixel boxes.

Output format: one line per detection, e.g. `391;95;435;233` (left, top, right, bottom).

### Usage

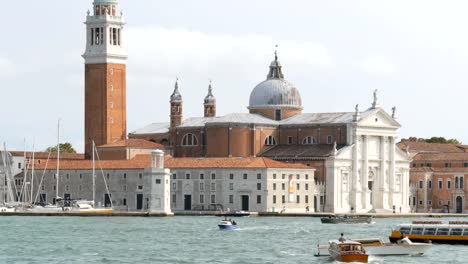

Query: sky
1;0;468;152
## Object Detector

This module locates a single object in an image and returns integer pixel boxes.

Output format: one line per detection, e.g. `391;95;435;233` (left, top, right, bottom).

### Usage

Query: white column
361;135;369;208
389;136;396;208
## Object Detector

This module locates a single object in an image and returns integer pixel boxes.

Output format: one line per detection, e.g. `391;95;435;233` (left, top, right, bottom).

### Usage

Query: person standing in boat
339;233;346;242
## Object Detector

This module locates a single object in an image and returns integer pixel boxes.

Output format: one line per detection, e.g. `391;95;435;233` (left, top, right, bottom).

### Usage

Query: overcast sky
1;0;468;152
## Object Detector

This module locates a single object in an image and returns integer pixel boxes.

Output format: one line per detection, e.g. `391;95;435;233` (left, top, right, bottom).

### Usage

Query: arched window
181;133;198;146
264;135;277;146
302;136;317;145
461;177;464;189
455;177;459;189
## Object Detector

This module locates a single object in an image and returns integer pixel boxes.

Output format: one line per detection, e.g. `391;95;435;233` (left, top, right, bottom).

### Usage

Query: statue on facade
391;106;396;118
372;89;379;108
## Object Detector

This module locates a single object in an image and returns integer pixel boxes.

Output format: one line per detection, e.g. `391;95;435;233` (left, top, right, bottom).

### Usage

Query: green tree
46;143;77;153
425;137;461;145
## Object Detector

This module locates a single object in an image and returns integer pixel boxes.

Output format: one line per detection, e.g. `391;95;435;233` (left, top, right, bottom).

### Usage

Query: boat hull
316;243;430;256
329;249;368;263
218;224;238;230
321;216;372;224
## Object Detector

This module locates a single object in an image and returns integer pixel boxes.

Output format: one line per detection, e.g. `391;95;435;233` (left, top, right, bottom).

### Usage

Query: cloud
0;57;13;75
125;26;335;78
361;56;397;73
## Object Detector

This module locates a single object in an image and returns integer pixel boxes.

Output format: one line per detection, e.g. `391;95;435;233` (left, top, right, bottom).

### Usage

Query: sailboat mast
56;120;60;200
30;140;35;204
92;140;96;205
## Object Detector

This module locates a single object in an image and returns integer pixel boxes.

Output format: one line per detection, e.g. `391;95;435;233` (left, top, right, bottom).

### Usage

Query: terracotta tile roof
412;152;468;161
30;154;152;170
165;157;312;169
397;141;463;153
8;151;84;160
97;139;164;149
260;144;345;159
21;156;311;171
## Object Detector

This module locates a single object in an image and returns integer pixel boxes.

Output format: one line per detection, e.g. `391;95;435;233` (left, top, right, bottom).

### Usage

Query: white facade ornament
353;104;360;122
332;141;338;155
372;89;380;109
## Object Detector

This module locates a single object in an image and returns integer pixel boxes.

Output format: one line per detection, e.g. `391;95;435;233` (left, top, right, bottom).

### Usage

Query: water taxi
389;220;468;244
316;237;431;256
328;239;368;263
218;218;239;230
321;214;373;224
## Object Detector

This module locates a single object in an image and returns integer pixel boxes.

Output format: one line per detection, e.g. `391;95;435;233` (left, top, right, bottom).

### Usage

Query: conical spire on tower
170;78;182;102
204;80;216;117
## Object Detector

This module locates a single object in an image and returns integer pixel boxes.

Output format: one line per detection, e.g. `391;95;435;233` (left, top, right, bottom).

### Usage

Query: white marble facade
325;106;411;213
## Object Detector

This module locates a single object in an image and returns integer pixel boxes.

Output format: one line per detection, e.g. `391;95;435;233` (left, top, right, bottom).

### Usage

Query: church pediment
358;108;400;128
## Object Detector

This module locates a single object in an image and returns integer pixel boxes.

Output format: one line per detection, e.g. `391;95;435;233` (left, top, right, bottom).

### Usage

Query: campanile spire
83;0;127;158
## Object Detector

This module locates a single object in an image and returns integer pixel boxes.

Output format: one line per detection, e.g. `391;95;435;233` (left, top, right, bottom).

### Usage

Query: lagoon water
1;216;467;264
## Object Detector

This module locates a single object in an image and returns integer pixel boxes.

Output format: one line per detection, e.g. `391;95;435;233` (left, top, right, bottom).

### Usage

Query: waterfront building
131;56;411;213
399;139;468;213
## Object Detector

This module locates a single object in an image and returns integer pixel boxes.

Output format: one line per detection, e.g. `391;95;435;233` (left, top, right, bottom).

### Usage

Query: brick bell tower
82;0;127;158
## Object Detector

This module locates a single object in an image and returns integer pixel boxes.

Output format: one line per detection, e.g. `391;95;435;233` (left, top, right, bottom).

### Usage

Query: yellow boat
389;220;468;244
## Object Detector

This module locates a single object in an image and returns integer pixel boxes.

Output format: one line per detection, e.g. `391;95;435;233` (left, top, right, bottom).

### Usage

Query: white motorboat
315;237;431;256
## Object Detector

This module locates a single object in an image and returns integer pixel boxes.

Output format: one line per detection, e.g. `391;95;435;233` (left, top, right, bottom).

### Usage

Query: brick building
399;140;468;213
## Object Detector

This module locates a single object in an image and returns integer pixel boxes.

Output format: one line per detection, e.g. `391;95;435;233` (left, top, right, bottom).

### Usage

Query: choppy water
0;216;467;263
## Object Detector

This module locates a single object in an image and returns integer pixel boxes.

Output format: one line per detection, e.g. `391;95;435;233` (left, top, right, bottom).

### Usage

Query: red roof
28;156;312;171
97;139;164;149
397;141;463;153
9;151;84;160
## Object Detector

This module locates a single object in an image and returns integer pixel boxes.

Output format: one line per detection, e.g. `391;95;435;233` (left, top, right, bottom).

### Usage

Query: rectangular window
229;183;234;190
282;174;285;179
199;195;204;204
282;183;285;190
275;109;281;121
91;28;94;46
172;182;177;190
112;28;117;45
123;185;127;191
439;180;443;189
419;200;423;205
200;182;205;191
172;173;177;179
273;195;276;204
327;135;333;144
288;136;293;145
66;185;69;191
445;163;452;168
229;195;234;204
123;198;127;206
185;173;190;180
211;182;216;191
123;173;126;179
211;173;216;180
419;180;423;189
273;174;277;179
296;183;300;191
138;185;143;190
257;195;262;204
273;183;276;190
448;180;452;189
18;163;21;169
282;195;285;203
53;185;56;191
428;181;432;189
305;174;309;180
172;194;176;204
296;195;300;203
41;185;45;191
464;163;468;168
100;27;104;44
305;195;309;204
139;173;143;179
428;200;432;206
257;183;261;190
426;163;432;167
257;173;261;179
243;173;248;180
156;179;161;184
200;173;204;180
438;200;442;205
305;183;309;191
296;174;300;180
229;173;234;180
211;194;215;204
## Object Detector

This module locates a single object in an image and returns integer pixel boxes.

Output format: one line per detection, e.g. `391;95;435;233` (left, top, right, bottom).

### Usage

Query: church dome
248;53;302;110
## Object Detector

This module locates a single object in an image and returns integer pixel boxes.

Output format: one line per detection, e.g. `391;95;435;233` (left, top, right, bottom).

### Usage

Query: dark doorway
241;195;249;211
456;196;463;213
136;193;143;210
184;195;192;210
39;193;46;205
104;193;112;208
64;193;71;207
